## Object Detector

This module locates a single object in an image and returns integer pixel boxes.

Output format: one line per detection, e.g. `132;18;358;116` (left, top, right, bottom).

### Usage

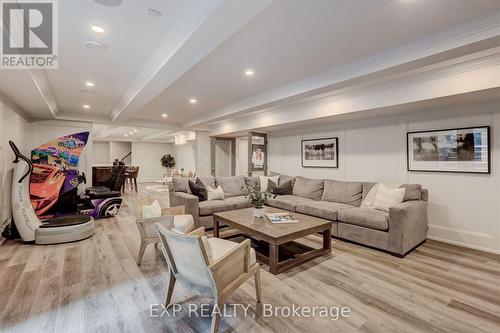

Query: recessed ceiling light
244;69;255;77
162;113;168;118
189;98;197;104
124;134;128;137
133;129;138;132
85;41;106;50
129;131;134;135
82;104;91;109
85;81;95;87
91;25;105;33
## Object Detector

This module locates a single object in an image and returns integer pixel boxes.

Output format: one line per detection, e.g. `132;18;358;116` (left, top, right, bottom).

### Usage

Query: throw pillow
206;185;224;200
259;175;279;192
142;200;162;219
268;180;293;195
189;178;207;202
361;183;379;208
400;184;422;201
372;185;406;212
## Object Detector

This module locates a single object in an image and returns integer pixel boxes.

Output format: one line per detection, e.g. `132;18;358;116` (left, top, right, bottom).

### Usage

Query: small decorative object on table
245;186;275;218
265;212;299;224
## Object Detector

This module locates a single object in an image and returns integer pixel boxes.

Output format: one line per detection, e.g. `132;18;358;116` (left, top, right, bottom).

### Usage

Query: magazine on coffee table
265;212;299;224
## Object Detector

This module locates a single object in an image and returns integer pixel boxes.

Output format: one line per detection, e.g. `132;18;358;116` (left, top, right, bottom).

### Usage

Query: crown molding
29;70;59;118
184;10;500;128
208;51;500;135
0;91;30;121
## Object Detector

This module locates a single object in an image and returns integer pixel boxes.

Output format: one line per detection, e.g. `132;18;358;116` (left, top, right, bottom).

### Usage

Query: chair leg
134;178;138;192
210;297;224;333
254;266;262;303
137;241;147;265
165;271;176;307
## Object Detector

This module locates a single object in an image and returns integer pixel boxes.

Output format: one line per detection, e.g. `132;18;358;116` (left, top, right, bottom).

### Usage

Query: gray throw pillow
400;184;422;201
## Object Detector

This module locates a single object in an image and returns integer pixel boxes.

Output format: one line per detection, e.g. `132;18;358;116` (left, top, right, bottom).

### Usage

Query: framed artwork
301;137;338;168
407;126;490;174
251;144;265;171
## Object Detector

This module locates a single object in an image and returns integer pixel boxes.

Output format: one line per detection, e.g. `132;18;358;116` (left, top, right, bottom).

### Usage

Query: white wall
0;101;29;227
92;141;110;164
175;142;196;174
109;141;131;162
195;131;211;177
268;103;500;254
131;142;174;182
236;137;248;176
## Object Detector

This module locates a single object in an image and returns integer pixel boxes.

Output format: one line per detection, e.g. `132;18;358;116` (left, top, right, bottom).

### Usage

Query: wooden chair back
156;224;214;290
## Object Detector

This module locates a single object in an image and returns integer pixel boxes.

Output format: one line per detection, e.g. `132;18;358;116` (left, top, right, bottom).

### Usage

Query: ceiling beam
109;0;273;123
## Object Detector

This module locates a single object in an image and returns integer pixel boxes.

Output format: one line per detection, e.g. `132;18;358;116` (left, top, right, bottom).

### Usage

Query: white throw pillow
259;175;279;192
361;184;379;208
142;200;162;219
206;185;224;200
372;185;406;212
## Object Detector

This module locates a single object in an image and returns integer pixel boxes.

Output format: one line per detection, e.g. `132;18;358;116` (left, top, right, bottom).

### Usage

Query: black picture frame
301;137;339;168
407;126;490;174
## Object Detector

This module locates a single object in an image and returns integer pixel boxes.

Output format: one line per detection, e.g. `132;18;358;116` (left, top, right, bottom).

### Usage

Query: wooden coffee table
213;206;332;275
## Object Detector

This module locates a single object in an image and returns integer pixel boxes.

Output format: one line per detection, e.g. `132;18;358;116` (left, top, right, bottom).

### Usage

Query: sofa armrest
388;200;428;255
170;192;200;225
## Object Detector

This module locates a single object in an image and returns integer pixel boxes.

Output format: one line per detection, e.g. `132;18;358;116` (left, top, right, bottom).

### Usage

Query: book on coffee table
265;212;299;224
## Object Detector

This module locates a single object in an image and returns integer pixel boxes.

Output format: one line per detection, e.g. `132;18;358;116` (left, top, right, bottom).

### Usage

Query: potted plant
245;186;275;218
160;154;176;178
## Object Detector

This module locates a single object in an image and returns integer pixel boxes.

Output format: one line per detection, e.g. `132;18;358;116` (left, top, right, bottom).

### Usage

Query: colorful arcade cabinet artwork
29;132;122;219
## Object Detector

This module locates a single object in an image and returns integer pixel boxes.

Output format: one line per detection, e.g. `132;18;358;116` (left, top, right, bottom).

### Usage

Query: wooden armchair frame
135;196;191;265
157;225;262;333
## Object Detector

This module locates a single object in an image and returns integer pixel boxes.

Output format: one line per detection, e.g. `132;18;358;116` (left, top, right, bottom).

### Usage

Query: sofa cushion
245;176;260;191
293;176;324;200
270;171;296;187
205;237;256;265
266;195;313;212
198;176;216;189
225;196;252;209
362;182;377;199
400;184;422;201
171;177;195;193
216;176;247;198
296;201;356;221
337;207;389;231
199;200;235;216
322;180;363;206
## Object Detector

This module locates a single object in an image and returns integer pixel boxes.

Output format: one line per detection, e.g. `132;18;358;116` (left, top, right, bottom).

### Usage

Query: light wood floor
1;184;500;333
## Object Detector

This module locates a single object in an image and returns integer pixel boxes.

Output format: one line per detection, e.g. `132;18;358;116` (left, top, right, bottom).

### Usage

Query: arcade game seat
8;141;94;244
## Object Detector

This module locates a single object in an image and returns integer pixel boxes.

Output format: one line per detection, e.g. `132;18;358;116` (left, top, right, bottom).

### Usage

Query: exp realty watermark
1;0;58;69
151;303;351;321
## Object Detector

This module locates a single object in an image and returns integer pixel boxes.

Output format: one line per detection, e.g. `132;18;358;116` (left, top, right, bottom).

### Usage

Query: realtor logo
1;0;58;69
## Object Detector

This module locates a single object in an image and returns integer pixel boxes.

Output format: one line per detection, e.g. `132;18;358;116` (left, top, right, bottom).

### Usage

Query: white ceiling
1;0;500;141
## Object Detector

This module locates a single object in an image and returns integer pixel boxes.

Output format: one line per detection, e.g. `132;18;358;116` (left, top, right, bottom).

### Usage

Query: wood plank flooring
1;184;499;332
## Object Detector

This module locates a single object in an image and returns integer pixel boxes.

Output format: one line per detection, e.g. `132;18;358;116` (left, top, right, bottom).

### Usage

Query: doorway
211;137;236;177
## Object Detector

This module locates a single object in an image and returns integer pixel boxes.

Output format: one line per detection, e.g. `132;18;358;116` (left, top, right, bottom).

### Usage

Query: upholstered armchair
156;225;262;333
135;197;194;265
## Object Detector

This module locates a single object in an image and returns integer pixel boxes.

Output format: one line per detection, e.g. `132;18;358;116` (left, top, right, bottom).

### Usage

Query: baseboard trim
426;235;500;255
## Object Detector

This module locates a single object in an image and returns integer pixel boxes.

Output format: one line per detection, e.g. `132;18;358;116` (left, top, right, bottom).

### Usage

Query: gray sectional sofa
169;174;428;256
